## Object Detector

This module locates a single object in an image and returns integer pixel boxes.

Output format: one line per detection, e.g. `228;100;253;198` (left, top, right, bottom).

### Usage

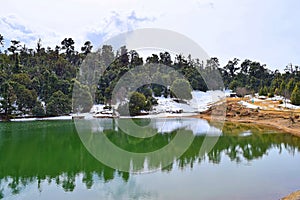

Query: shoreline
7;113;300;137
192;97;300;137
3;97;300;138
193;114;300;137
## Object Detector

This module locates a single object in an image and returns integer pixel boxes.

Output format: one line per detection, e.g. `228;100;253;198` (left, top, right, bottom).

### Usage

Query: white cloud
85;11;155;48
0;11;155;51
0;0;299;70
0;14;62;49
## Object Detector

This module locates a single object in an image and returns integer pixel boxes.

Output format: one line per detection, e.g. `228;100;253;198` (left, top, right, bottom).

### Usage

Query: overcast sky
0;0;299;70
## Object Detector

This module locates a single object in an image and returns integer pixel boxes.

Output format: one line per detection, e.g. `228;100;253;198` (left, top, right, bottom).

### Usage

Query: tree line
0;33;300;119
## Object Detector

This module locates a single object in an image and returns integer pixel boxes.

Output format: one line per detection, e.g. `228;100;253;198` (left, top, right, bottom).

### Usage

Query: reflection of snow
239;130;252;137
91;118;222;136
151;118;222;136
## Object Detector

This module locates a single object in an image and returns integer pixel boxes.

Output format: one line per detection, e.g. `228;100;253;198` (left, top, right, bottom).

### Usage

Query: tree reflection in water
0;119;299;198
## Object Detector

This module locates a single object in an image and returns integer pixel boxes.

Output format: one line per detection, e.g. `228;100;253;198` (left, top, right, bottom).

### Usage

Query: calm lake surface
0;118;299;200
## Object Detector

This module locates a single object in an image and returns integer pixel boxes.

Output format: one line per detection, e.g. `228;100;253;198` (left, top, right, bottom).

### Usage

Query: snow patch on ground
8;91;226;121
277;103;300;109
153;90;225;114
239;95;300;110
238;101;260;109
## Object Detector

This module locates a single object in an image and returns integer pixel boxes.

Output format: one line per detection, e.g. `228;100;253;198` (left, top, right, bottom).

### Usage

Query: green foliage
229;80;239;90
15;84;37;113
118;92;152;116
118;92;149;116
268;90;275;98
32;101;46;117
287;78;295;94
129;92;147;116
0;36;81;118
291;84;300;105
72;80;93;113
170;79;192;100
152;84;164;97
46;91;71;116
0;33;300;118
0;81;17;118
258;86;268;96
279;81;286;96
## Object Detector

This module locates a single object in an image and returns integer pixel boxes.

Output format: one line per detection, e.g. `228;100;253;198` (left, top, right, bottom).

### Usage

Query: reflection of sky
1;173;156;200
2;147;299;200
134;148;300;200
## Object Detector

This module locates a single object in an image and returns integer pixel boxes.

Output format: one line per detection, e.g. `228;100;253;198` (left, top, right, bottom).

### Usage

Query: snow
238;101;260;109
224;89;234;97
250;97;264;102
7;91;226;121
267;95;285;101
10;116;72;122
277;103;300;109
152;90;225;114
239;95;300;110
90;104;105;113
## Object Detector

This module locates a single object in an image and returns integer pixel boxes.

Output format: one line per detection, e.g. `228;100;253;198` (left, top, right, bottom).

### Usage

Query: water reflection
0;119;299;199
89;118;222;135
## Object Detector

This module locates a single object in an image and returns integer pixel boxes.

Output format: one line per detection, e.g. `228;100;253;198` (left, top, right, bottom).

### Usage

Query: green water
0;119;299;200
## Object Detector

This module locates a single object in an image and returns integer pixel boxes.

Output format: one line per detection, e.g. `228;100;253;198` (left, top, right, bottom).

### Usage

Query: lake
0;118;299;200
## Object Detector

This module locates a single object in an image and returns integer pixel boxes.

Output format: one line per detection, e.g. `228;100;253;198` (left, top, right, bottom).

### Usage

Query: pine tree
291;84;300;105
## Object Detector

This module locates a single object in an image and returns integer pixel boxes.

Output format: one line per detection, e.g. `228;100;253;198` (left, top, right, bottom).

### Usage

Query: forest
0;33;300;119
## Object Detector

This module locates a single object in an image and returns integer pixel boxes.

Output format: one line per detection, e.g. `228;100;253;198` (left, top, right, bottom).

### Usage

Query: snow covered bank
7;90;225;122
89;90;225;118
152;90;225;114
10;116;72;122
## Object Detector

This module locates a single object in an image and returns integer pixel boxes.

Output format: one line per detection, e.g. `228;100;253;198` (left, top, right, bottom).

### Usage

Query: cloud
85;11;155;49
0;11;155;51
1;16;32;35
0;15;36;45
0;0;299;70
197;1;215;9
0;14;61;49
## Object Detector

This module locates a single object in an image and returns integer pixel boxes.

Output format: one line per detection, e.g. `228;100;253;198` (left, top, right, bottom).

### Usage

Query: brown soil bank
281;190;300;200
194;98;300;137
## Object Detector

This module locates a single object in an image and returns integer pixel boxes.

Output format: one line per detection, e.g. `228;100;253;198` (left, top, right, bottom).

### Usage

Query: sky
0;0;299;70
